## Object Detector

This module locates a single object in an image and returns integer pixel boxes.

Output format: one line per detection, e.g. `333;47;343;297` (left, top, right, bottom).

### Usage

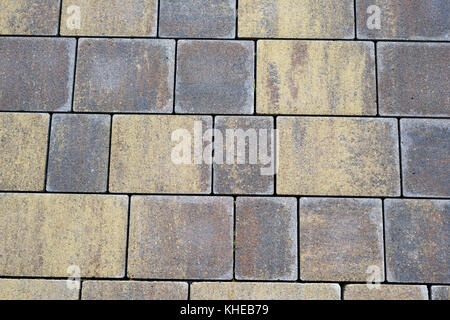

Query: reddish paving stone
431;286;450;300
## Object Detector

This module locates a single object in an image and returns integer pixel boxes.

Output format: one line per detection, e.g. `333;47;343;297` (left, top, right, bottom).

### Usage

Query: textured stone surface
300;198;384;282
257;41;376;115
60;0;158;36
159;0;236;38
47;114;110;192
385;199;449;284
378;43;449;117
401;119;449;197
0;279;79;300
0;37;75;111
0;113;49;191
191;282;340;300
236;197;297;280
344;285;428;300
356;0;449;40
176;40;254;114
74;39;174;113
0;194;128;277
239;0;354;38
128;196;233;279
109;115;212;193
82;281;188;300
277;117;400;196
432;286;450;300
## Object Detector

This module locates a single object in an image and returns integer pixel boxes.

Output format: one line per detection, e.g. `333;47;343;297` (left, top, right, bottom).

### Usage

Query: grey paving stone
431;286;450;300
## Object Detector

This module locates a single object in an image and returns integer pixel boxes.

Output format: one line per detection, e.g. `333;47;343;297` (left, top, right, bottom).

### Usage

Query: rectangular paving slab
0;279;79;300
344;285;428;300
431;286;450;300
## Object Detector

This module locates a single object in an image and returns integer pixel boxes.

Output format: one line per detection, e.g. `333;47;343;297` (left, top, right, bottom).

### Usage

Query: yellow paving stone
344;284;428;300
0;279;79;300
257;41;376;115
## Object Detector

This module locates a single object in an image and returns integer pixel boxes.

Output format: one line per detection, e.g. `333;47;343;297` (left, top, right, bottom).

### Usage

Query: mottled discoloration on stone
258;41;376;115
277;117;400;196
236;197;297;280
385;199;449;284
0;37;75;111
214;117;274;194
159;0;236;38
378;43;450;117
344;285;428;300
60;0;158;36
0;113;49;191
239;0;354;38
300;198;384;282
109;115;212;193
432;286;450;300
191;282;340;300
357;0;449;40
128;196;233;280
74;39;174;113
176;40;254;114
0;194;128;277
82;281;188;300
0;279;79;300
401;119;449;197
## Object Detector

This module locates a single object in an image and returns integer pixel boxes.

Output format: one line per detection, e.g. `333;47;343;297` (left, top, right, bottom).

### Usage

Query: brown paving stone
344;284;428;300
378;43;450;117
257;41;376;115
431;286;450;300
0;113;49;191
74;38;175;113
385;199;449;284
128;196;233;280
0;194;128;277
0;37;75;111
0;279;79;300
300;198;384;282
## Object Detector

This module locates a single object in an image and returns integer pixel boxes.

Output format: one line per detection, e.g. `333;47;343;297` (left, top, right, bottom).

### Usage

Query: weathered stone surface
0;279;79;300
300;198;384;282
82;281;188;300
431;286;450;300
356;0;449;40
277;117;400;196
176;40;254;114
74;39;174;113
60;0;158;36
344;285;428;300
257;41;376;115
238;0;354;38
0;113;49;191
109;115;212;193
378;43;449;117
0;194;128;277
0;37;75;111
401;119;449;197
159;0;236;38
385;199;449;284
128;196;233;279
47;114;110;192
236;197;297;280
191;282;340;300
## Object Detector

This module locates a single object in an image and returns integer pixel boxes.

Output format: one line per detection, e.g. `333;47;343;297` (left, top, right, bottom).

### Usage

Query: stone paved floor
0;0;448;300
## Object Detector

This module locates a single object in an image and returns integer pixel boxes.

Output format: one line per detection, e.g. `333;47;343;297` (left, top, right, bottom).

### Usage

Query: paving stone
356;0;449;40
0;37;75;111
300;198;384;282
128;196;233;279
214;117;274;194
238;0;354;38
74;39;175;113
159;0;236;38
0;0;60;35
0;279;79;300
385;199;449;284
257;41;376;115
378;43;450;117
344;285;428;300
277;117;400;196
0;113;49;191
47;114;110;192
431;286;450;300
191;282;340;300
60;0;158;36
0;194;128;277
109;115;212;193
401;119;450;197
175;40;254;114
235;197;297;280
82;281;188;300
